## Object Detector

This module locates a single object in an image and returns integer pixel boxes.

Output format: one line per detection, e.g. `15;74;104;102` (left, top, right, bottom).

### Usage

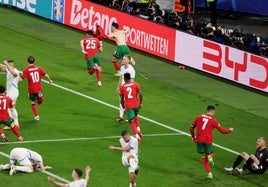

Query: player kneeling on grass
0;147;52;175
109;130;139;187
224;137;268;175
48;166;91;187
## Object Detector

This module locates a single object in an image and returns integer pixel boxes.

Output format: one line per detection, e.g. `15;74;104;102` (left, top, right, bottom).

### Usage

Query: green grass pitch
0;5;268;187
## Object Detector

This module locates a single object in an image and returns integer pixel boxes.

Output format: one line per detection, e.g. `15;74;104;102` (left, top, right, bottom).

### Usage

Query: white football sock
10;108;19;124
119;104;124;118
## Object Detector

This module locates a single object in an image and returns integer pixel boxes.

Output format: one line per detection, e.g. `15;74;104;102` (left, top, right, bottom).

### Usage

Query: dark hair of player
207;105;215;112
74;168;83;178
7;60;14;63
121;130;129;136
112;22;119;29
27;56;35;64
124;73;131;81
0;85;6;94
86;30;94;36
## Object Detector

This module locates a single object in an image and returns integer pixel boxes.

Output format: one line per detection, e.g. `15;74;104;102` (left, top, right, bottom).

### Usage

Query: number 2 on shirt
126;87;133;99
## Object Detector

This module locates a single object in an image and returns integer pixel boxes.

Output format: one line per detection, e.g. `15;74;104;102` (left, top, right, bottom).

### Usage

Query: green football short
0;118;14;126
86;54;101;69
196;143;214;154
125;108;139;121
29;93;42;101
113;45;130;59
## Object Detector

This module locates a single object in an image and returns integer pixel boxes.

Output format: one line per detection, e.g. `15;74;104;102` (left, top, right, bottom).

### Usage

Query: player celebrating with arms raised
190;105;233;179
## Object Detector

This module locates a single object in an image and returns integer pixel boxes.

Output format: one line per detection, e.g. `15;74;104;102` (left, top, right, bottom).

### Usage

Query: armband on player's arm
189;124;196;141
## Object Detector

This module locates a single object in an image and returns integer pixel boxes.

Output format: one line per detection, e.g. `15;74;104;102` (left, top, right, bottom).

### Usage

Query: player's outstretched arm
48;177;67;187
45;74;53;83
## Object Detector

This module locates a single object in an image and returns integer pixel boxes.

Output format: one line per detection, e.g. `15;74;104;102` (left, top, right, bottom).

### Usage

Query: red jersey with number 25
82;36;101;59
191;114;231;144
120;82;141;110
22;66;46;94
0;94;12;120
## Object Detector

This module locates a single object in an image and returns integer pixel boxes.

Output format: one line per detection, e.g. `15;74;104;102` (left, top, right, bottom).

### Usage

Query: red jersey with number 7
0;94;12;120
82;36;101;59
120;82;141;110
21;65;46;94
191;114;232;144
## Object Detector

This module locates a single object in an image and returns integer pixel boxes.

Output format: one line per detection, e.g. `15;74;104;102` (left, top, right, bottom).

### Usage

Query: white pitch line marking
41;79;240;155
0;133;182;145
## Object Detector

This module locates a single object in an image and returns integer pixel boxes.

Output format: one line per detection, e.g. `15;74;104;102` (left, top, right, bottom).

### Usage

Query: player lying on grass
0;147;52;175
224;137;268;175
48;166;91;187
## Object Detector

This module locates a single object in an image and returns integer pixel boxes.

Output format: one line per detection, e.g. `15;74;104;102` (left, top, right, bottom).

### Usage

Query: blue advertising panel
195;0;268;16
0;0;52;19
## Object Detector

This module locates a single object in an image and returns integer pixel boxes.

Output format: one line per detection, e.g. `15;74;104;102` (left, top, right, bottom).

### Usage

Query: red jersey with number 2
0;95;12;120
22;66;46;94
120;82;141;110
192;114;231;144
82;37;101;59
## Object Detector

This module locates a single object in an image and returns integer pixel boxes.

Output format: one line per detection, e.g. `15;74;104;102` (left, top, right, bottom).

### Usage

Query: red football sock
130;121;138;135
134;116;140;128
88;68;94;75
202;157;211;173
113;61;120;71
11;125;21;138
96;69;102;81
37;97;43;104
31;104;38;116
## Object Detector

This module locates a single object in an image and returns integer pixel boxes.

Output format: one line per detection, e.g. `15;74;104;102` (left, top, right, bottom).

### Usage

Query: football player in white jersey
0;60;20;128
0;147;52;175
48;165;91;187
109;130;139;187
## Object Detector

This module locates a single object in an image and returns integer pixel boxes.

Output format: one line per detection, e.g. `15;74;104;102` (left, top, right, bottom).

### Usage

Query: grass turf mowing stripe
41;79;240;155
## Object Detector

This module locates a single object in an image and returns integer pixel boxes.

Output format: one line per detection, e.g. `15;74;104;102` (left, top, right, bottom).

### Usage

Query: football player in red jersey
120;73;143;143
21;56;53;120
190;105;233;179
80;30;103;87
0;85;23;141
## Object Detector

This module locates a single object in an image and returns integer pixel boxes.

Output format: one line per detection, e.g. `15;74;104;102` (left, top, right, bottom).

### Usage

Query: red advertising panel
64;0;176;60
175;31;268;93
